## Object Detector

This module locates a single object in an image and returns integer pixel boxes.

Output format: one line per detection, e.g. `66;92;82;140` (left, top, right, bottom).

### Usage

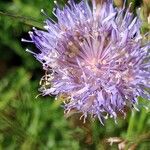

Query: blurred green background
0;0;150;149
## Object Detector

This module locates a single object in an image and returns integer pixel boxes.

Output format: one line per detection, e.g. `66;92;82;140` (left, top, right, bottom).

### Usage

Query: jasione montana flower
23;0;150;124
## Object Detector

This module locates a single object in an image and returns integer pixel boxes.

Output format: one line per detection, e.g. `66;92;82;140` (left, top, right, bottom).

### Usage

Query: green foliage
0;0;150;149
0;68;81;150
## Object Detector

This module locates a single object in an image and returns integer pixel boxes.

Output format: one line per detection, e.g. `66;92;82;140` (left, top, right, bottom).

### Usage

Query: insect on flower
22;0;150;124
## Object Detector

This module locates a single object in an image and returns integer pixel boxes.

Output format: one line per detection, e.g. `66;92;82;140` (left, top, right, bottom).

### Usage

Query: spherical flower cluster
24;0;150;124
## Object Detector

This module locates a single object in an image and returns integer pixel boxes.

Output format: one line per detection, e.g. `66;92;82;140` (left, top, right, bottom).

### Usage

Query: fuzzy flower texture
25;0;150;124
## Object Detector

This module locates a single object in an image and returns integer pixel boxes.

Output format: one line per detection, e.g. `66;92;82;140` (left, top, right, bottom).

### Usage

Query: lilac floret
25;0;150;124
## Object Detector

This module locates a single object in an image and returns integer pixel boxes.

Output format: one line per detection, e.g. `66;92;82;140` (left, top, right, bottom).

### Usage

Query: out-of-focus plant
0;0;150;150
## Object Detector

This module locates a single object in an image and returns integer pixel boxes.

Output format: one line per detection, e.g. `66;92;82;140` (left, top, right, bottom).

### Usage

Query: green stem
137;109;147;134
126;111;136;139
0;10;44;29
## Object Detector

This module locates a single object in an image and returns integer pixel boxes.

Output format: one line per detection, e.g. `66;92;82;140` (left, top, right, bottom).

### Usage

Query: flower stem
137;108;148;134
126;111;136;139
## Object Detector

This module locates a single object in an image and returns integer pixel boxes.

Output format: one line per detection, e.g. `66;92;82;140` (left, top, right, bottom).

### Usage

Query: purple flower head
24;0;150;124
